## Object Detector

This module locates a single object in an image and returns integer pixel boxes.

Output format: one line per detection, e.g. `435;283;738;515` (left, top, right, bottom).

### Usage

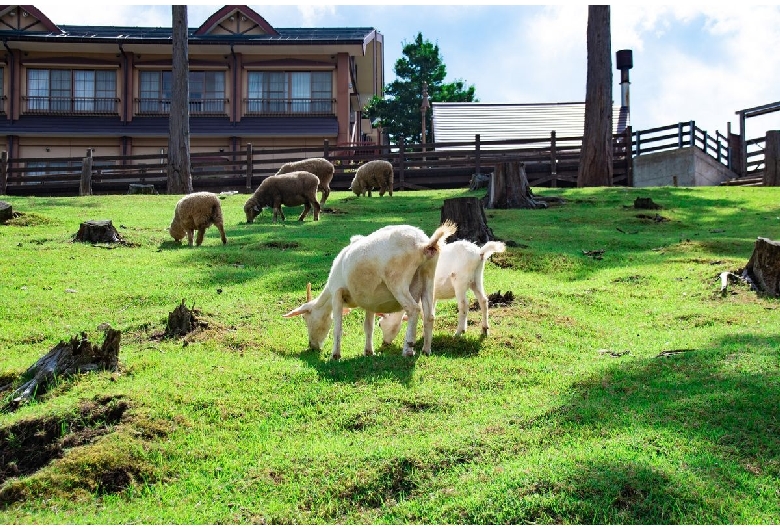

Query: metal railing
243;98;335;116
22;96;120;115
134;98;229;116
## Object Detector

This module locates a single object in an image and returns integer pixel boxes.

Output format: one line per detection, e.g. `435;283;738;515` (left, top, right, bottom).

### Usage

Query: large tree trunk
578;5;613;187
441;197;495;244
167;5;193;195
483;161;546;209
743;237;780;297
764;130;779;186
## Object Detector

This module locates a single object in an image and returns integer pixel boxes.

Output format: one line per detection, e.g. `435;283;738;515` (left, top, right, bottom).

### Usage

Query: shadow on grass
500;331;780;524
298;347;417;386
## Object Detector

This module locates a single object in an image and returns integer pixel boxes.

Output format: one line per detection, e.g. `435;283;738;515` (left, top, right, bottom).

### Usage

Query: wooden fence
0;129;633;196
631;121;766;179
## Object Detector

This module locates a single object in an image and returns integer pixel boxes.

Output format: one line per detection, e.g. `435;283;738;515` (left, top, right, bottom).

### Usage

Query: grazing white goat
283;221;457;360
378;239;506;343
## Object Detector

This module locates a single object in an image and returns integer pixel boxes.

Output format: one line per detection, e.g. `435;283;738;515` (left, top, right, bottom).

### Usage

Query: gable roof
0;4;377;46
432;102;629;149
195;5;278;36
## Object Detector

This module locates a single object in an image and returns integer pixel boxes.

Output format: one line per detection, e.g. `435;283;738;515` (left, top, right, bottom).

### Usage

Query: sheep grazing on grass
168;191;227;246
244;171;321;223
350;160;394;197
283;221;457;360
378;239;507;343
275;157;334;206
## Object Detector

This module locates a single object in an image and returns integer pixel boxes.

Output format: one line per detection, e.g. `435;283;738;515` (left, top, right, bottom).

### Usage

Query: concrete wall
633;146;738;187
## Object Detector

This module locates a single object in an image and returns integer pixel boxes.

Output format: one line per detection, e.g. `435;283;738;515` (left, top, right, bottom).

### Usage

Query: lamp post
420;82;430;153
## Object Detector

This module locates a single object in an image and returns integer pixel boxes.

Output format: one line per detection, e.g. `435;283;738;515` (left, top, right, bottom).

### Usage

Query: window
247;71;332;114
26;69;116;113
139;70;225;114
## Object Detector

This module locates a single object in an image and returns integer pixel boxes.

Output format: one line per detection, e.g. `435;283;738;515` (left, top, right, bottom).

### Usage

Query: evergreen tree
364;33;476;146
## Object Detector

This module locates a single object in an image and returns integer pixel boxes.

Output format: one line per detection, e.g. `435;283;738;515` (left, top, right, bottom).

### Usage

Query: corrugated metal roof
432;102;629;149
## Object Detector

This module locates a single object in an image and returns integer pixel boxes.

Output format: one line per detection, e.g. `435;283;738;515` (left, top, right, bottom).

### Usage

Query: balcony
22;96;120;116
244;98;336;117
135;98;229;116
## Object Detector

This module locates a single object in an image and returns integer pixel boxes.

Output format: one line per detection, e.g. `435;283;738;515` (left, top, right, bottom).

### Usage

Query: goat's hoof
402;349;416;357
481;328;489;336
330;354;341;361
364;349;374;356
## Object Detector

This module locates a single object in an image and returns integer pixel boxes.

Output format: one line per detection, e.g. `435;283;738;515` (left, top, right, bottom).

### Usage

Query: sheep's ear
284;305;311;318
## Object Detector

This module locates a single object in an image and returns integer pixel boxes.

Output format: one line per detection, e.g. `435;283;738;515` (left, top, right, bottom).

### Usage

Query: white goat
378;239;506;343
283;221;457;360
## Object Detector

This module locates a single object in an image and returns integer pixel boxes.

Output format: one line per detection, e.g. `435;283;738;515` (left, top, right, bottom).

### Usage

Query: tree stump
0;200;11;223
128;183;158;195
165;299;199;338
742;237;780;297
74;220;124;244
441;197;495;244
764;130;779;186
483;161;546;210
9;328;120;405
634;197;662;209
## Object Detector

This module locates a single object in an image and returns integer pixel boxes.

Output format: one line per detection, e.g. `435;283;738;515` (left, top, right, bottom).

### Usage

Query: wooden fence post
398;139;405;190
80;148;93;196
689;121;695;147
475;134;481;176
764;130;780;186
245;143;253;191
550;130;557;187
0;151;7;195
625;126;633;187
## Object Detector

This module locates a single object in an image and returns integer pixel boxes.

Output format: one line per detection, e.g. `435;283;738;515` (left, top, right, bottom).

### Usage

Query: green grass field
0;186;778;523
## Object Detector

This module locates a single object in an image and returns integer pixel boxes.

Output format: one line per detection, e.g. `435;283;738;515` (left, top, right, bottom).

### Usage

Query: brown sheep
350;160;394;197
244;171;320;223
275;157;334;206
168;191;227;246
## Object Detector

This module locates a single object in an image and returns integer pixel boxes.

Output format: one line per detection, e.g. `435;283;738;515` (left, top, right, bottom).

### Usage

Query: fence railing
0;130;633;196
632;121;731;166
134;98;230;116
745;136;766;177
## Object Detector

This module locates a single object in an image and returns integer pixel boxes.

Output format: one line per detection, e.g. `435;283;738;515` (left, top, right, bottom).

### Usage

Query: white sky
30;3;780;141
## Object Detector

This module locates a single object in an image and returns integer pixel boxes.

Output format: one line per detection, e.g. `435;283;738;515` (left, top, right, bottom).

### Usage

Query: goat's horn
306;282;312;302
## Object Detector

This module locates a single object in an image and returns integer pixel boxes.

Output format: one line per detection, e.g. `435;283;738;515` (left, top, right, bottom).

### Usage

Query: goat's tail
480;240;507;261
425;220;458;257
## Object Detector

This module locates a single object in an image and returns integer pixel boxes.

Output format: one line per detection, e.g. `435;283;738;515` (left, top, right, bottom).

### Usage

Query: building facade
0;5;384;167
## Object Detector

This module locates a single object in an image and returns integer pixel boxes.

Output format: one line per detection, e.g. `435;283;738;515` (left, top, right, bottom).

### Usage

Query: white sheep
350;160;394;197
244;171;320;223
378;239;506;343
283;221;457;360
275;157;334;206
168;191;227;246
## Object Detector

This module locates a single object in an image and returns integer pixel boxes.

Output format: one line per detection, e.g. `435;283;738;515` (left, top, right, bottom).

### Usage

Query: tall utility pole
167;5;193;194
420;81;430;149
578;5;613;187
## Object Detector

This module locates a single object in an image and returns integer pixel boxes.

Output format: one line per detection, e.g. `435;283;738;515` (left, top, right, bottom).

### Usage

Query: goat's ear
283;305;310;318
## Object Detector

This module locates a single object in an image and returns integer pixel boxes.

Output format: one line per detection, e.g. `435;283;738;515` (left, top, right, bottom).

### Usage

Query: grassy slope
0;186;778;523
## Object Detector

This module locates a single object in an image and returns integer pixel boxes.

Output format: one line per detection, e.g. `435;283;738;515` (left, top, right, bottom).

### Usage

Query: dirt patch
636;213;669;223
0;395;128;487
321;207;347;215
261;240;301;250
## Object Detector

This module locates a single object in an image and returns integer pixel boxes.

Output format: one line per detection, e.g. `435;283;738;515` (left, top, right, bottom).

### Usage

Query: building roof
0;5;377;45
432;102;630;149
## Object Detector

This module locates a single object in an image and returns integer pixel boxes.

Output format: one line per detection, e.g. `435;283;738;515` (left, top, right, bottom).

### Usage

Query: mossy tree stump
9;328;120;406
483;161;546;210
441;197;495;244
74;220;123;244
743;237;780;297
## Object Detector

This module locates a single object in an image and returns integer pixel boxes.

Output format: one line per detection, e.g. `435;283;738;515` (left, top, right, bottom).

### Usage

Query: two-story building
0;5;384;171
